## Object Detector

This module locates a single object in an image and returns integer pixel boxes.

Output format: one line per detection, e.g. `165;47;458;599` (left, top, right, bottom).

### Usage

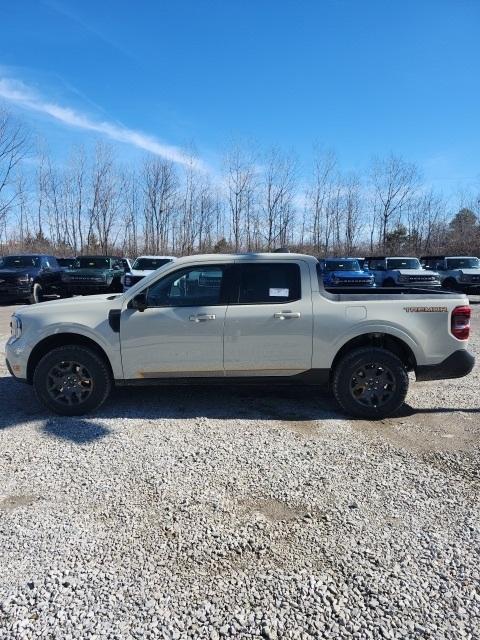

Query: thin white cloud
0;77;205;170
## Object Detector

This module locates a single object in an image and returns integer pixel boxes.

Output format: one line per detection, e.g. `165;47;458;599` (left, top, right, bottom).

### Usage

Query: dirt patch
351;408;480;454
0;494;38;511
239;498;307;523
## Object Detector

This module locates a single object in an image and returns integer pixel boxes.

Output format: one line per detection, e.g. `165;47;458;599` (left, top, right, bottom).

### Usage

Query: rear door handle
189;314;216;322
274;311;301;320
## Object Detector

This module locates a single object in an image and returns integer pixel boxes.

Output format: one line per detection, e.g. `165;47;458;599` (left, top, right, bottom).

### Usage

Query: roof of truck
172;252;317;264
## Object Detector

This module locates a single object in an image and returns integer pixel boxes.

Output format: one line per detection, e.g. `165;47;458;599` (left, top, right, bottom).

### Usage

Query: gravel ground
0;301;479;640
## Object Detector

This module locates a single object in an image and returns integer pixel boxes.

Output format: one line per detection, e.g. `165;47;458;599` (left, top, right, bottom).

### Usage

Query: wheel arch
27;333;113;383
331;332;417;376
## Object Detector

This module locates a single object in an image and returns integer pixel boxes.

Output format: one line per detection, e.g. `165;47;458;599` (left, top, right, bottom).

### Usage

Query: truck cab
421;256;480;292
365;256;441;288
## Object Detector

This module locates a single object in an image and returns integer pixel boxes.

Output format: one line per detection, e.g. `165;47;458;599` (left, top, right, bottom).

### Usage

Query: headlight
10;315;22;339
460;274;470;283
124;276;131;286
399;275;409;282
332;277;341;284
16;275;31;284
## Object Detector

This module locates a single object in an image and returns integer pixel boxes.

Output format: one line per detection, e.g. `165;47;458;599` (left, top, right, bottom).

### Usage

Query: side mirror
129;292;147;312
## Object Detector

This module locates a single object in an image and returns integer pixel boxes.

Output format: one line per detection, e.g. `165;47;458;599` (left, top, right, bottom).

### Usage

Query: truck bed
323;286;462;301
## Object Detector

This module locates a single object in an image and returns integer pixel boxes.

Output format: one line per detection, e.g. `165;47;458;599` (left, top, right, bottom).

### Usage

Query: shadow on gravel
0;377;112;444
1;375;479;443
42;419;111;443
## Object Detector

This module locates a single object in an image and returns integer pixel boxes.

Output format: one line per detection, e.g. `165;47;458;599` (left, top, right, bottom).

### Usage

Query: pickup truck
0;254;64;304
421;256;480;293
123;255;176;291
62;256;125;295
5;253;474;419
318;258;375;287
364;256;441;288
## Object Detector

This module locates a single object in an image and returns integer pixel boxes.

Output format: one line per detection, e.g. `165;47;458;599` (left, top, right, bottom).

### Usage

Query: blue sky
1;0;479;189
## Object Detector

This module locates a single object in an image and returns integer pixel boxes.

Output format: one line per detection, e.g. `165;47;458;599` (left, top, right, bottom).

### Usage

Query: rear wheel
332;347;409;419
33;345;111;416
442;278;457;291
28;282;43;304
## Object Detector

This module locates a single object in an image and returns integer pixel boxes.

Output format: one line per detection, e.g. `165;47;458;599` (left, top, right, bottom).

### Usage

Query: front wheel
28;282;44;304
332;347;409;419
33;345;111;416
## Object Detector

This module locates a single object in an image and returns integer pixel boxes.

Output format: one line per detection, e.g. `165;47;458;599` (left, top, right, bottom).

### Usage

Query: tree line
1;106;479;258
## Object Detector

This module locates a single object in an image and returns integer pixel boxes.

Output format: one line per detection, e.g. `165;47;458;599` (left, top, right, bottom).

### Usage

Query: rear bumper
416;350;475;381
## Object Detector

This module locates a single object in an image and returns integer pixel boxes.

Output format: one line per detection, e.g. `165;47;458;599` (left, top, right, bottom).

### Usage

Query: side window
236;263;301;304
369;260;385;271
49;256;59;268
146;265;226;307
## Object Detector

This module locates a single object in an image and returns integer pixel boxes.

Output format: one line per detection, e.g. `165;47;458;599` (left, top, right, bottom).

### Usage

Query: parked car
421;256;480;293
61;255;125;295
56;257;76;270
364;256;441;288
0;254;63;304
318;258;375;287
123;255;176;291
6;253;474;419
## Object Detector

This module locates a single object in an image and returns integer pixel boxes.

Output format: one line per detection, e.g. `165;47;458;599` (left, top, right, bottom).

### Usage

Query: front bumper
416;350;475;381
0;284;31;300
5;336;30;381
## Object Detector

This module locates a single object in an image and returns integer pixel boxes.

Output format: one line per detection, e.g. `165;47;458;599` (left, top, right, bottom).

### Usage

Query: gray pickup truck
6;253;474;419
364;256;441;288
421;256;480;293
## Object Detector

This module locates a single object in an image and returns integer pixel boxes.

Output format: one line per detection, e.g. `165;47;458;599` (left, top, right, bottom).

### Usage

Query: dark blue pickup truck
318;258;375;287
0;254;64;303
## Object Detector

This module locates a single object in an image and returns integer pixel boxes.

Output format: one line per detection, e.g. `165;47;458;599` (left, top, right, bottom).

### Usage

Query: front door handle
274;311;301;320
189;314;216;322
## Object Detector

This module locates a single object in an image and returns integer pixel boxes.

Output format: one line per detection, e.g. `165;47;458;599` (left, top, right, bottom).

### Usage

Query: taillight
451;305;471;340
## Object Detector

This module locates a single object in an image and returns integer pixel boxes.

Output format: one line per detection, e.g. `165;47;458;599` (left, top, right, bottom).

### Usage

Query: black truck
0;254;64;304
61;255;125;295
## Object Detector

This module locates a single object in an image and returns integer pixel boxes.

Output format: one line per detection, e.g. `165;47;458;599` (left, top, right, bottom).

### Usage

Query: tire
332;347;409;419
33;345;112;416
442;278;457;292
383;278;395;287
28;282;44;304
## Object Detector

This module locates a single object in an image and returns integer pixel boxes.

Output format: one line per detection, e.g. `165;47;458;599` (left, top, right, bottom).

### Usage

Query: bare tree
142;156;177;254
261;148;297;250
306;149;337;252
89;144;121;254
0;108;29;233
224;143;257;251
370;154;421;250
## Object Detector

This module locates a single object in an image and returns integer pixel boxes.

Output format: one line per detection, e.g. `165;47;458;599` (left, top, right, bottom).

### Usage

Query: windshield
446;258;480;269
132;258;172;271
324;260;361;272
57;258;75;267
387;258;421;270
75;257;113;269
0;256;40;268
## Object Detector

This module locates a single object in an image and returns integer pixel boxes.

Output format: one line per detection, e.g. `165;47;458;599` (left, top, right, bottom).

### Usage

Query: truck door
223;261;313;376
120;264;230;379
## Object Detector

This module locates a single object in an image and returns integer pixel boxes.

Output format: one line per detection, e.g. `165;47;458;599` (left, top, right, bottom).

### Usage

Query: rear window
236;263;301;303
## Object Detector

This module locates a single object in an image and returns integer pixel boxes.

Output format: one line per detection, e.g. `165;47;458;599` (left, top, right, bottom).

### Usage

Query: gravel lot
0;301;479;640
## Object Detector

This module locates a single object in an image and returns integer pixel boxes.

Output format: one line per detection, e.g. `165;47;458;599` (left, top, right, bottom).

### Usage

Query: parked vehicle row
1;252;480;304
319;255;480;292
